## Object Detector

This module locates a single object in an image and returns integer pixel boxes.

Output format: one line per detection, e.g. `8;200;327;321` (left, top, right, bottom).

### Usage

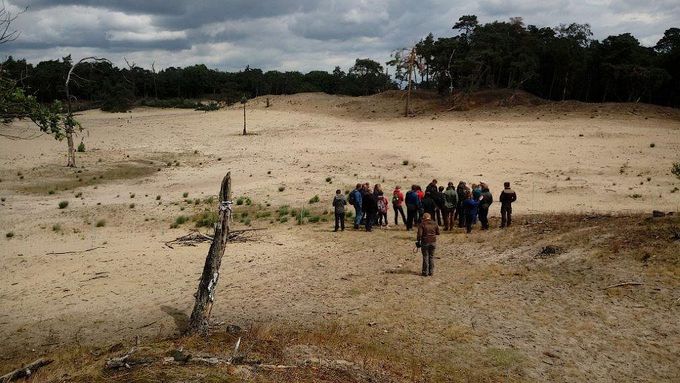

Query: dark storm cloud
2;1;679;72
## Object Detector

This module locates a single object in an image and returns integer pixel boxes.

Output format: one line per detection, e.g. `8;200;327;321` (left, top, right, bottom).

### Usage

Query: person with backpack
332;189;347;232
392;186;406;226
376;191;389;227
499;182;517;228
348;183;363;230
478;182;493;230
405;185;420;230
443;182;458;231
462;190;479;234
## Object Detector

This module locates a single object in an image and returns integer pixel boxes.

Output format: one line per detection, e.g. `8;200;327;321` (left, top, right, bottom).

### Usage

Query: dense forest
1;15;679;110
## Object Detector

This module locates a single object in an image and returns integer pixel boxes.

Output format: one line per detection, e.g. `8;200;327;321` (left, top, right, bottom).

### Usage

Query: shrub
156;195;161;200
243;218;251;226
236;197;245;205
175;215;189;225
345;211;354;218
77;141;86;152
402;160;409;165
0;197;5;202
58;201;69;209
75;192;82;198
194;211;218;227
309;195;320;204
279;216;289;223
629;194;642;199
6;231;14;238
672;162;680;179
204;196;214;204
278;205;290;217
256;211;272;219
182;192;189;198
130;193;135;198
96;219;106;227
52;223;61;232
48;190;55;195
129;203;135;209
308;215;321;223
325;177;332;183
650;143;655;148
195;101;220;112
278;186;285;192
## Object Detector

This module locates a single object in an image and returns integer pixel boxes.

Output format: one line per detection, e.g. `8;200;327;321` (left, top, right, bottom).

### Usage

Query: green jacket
444;187;458;209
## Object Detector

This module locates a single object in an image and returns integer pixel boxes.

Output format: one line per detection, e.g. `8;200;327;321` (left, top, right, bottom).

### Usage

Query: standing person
348;183;363;230
422;191;437;219
362;188;378;232
471;183;481;225
443;182;458;231
376;191;389;227
499;182;517;228
416;212;440;277
373;183;383;197
456;181;467;228
426;179;438;195
462;190;479;234
332;189;347;232
478;182;493;230
405;185;420;230
415;185;424;223
392;186;406;226
434;186;445;226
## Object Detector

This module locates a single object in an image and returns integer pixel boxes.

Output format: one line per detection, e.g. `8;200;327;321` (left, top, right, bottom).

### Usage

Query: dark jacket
405;190;420;208
333;194;347;214
422;194;437;216
349;188;362;207
417;219;440;245
463;198;479;217
480;188;493;209
456;183;467;206
499;188;517;206
362;191;378;213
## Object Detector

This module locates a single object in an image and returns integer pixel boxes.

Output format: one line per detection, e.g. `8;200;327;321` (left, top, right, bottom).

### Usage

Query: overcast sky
1;1;678;72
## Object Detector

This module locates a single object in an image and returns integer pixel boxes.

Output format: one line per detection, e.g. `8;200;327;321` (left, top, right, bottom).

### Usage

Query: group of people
332;179;518;276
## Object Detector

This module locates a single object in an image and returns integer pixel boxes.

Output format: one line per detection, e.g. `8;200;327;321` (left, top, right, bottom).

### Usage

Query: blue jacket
463;198;479;217
351;189;363;207
405;190;421;207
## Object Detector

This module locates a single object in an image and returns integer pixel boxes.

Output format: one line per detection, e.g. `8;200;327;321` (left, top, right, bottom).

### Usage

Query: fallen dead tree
165;228;265;248
0;358;53;382
105;348;154;370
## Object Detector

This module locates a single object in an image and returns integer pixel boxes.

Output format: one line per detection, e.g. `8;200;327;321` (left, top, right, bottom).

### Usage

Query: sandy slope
0;94;679;381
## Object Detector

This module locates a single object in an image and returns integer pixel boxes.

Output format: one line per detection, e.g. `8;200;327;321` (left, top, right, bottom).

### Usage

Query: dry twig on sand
0;358;53;382
165;228;265;248
46;246;104;255
603;282;644;289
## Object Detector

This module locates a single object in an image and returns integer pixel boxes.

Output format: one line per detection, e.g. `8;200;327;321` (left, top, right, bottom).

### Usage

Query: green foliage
672;162;680;179
58;200;68;209
96;219;106;227
52;223;61;232
309;195;320;204
194;211;218;227
6;231;14;238
308;215;321;223
182;192;189;198
77;141;86;152
195;101;220;111
175;215;189;225
140;98;200;109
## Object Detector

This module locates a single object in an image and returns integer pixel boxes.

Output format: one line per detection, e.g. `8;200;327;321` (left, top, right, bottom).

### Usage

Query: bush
77;141;86;152
402;160;409;165
278;186;285;192
48;190;55;195
278;205;290;217
75;192;82;198
672;162;680;179
130;193;135;198
309;195;320;204
308;215;321;223
650;143;656;148
243;218;251;226
325;177;332;183
156;195;161;200
58;201;69;209
96;219;106;227
279;216;288;223
52;223;61;232
175;215;189;225
236;197;245;205
129;203;135;209
195;101;220;112
194;211;218;227
183;192;189;198
6;231;14;238
140;98;200;109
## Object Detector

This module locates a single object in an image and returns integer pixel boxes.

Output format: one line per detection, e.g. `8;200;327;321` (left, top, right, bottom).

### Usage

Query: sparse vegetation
77;141;86;152
156;195;161;200
278;186;285;192
182;192;189;198
650;143;655;148
672;162;680;179
52;223;61;232
96;219;106;227
58;200;69;209
129;203;135;208
402;160;409;165
6;231;14;238
193;211;218;228
309;195;320;204
48;190;55;195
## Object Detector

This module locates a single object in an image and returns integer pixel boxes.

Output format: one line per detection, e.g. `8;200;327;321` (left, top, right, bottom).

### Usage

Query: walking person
348;183;363;230
416;212;440;277
376;191;389;227
332;189;346;232
499;182;517;228
405;185;420;230
478;182;493;230
392;185;406;226
456;181;467;228
443;182;458;231
462;190;479;234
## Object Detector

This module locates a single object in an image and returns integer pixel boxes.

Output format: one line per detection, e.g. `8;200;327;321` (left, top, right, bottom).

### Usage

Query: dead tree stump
187;172;232;334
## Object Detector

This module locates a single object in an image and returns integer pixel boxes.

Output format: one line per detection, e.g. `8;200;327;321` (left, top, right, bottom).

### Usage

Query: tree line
399;16;679;107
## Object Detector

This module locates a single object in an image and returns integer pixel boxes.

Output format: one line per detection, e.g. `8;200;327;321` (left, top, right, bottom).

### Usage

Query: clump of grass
256;211;271;219
130;193;135;198
325;177;332;183
279;216;288;223
52;223;61;232
194;211;218;228
1;197;5;202
129;203;135;209
77;141;86;152
629;194;642;199
402;160;409;165
649;143;655;148
296;208;311;225
48;190;55;195
243;218;251;226
278;186;285;192
236;197;245;205
308;215;321;223
646;177;652;182
58;201;69;209
345;211;354;218
671;162;680;179
182;192;189;198
6;231;14;238
96;219;106;227
75;192;82;198
204;196;214;204
309;195;320;204
278;205;290;216
156;195;161;200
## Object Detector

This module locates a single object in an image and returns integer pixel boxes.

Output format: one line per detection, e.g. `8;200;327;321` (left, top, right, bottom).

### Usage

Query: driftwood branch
105;348;153;370
603;282;644;290
46;246;104;255
165;228;264;248
0;358;53;382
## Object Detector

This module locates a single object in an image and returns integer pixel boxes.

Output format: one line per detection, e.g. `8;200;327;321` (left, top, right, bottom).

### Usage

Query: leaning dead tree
187;172;233;334
64;56;110;167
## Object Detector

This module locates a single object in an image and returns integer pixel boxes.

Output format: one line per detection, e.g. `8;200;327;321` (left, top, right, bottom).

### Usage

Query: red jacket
392;189;404;207
416;190;424;200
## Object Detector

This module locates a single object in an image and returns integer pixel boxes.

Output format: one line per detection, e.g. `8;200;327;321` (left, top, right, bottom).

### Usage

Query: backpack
377;197;388;213
392;192;400;205
348;190;356;205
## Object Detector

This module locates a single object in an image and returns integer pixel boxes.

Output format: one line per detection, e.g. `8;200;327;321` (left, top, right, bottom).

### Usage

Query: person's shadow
160;305;189;334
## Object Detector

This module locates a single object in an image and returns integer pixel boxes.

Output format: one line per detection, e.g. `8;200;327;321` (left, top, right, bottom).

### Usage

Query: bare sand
0;93;679;381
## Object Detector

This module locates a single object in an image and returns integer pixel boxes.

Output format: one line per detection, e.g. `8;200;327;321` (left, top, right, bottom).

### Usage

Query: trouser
354;205;362;228
457;204;465;227
365;211;376;231
393;205;406;225
421;244;435;276
334;212;345;231
435;208;442;226
417;208;424;224
443;207;454;230
465;214;474;233
479;206;489;230
501;204;512;227
406;205;417;230
377;212;387;226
